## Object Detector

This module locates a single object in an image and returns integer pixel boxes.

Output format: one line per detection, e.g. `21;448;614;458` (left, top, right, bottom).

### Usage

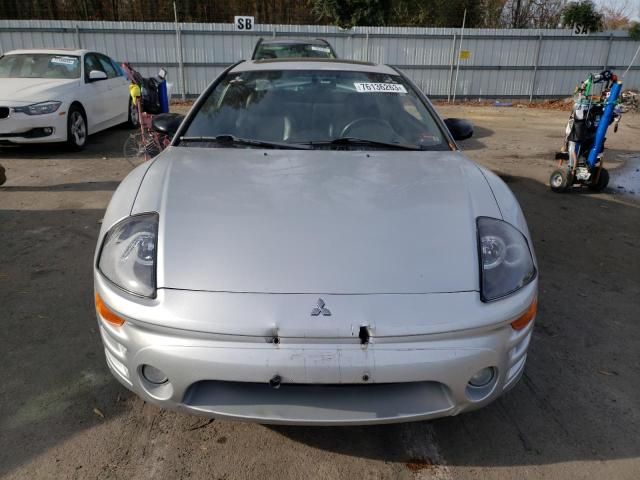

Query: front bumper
0;106;68;143
95;277;536;425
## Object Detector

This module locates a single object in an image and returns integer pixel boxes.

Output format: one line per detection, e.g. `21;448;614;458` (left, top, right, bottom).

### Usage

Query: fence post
529;33;543;103
174;2;186;100
75;25;81;49
365;32;369;62
447;33;456;102
452;9;466;104
603;33;613;70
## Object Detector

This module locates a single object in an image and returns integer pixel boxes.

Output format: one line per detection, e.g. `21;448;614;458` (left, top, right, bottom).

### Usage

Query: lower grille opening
183;380;453;424
0;127;54;139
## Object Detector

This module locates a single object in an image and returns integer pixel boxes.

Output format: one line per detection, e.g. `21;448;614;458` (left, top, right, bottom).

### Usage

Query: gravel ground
1;105;639;480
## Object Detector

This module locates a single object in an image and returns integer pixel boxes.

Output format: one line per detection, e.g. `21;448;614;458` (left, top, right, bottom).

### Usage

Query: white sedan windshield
183;70;447;150
0;54;81;79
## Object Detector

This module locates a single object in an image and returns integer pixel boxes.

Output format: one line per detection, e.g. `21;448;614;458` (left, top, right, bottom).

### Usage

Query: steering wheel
340;117;395;139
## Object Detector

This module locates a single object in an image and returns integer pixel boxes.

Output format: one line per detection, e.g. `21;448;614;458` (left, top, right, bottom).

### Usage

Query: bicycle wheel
123;132;146;162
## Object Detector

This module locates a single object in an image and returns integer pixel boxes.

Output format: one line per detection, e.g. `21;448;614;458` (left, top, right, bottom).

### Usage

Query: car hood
0;77;80;104
133;148;502;295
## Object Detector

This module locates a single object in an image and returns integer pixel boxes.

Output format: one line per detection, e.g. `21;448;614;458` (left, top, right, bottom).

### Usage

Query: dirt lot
1;105;639;480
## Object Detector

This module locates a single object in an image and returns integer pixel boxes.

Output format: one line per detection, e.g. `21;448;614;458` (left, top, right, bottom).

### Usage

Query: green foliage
562;0;603;32
629;23;640;41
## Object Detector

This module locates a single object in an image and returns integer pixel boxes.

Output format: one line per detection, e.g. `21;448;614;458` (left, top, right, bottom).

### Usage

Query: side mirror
88;70;108;81
151;113;185;139
444;118;474;141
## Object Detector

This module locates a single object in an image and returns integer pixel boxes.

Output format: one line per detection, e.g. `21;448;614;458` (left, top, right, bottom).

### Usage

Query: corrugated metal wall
1;20;638;99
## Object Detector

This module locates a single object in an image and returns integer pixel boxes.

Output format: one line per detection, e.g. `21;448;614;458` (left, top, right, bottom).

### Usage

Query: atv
550;70;622;193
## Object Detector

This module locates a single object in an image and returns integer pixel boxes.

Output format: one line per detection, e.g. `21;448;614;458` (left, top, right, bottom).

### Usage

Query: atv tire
588;167;609;192
550;169;573;193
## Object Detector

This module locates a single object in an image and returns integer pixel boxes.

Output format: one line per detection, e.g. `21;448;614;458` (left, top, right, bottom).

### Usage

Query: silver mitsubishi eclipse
94;59;538;425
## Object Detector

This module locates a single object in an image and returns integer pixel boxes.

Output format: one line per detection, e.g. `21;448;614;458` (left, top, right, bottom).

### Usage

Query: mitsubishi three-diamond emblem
310;298;331;316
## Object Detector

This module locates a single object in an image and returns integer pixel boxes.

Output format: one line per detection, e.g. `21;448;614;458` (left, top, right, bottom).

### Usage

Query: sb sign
572;24;590;35
234;16;255;31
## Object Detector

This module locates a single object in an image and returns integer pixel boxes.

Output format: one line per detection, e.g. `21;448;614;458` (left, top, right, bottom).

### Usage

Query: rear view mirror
88;70;107;81
151;113;185;139
444;118;474;141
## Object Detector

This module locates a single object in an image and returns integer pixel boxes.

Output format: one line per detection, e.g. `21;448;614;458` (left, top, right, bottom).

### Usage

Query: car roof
4;48;90;56
232;59;398;75
257;37;331;46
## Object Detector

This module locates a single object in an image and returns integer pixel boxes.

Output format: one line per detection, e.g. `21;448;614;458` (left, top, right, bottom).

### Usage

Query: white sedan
94;59;538;425
0;48;137;149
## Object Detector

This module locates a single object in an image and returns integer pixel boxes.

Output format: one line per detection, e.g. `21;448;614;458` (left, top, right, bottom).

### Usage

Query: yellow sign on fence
459;50;471;60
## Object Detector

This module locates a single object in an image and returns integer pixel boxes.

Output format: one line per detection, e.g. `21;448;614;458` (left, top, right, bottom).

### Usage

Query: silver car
94;59;538;425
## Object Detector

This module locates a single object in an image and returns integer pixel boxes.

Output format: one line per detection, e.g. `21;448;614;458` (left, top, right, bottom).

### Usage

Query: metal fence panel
0;20;638;98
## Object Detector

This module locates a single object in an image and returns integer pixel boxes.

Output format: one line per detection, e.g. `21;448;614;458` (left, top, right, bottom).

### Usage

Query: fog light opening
141;364;168;385
465;366;498;402
468;367;495;388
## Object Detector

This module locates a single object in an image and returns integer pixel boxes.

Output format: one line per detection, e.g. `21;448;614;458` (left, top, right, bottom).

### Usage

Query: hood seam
472;163;504;220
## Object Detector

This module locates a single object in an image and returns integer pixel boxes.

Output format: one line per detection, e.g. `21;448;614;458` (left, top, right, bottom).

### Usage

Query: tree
562;0;603;31
482;0;508;28
312;0;393;28
629;22;640;40
388;0;487;28
502;0;566;28
601;1;633;30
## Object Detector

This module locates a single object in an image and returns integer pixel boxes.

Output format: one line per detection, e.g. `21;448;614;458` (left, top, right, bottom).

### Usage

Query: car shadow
0;181;120;192
0;125;133;160
0;208;130;477
457;125;493;151
1;174;639;476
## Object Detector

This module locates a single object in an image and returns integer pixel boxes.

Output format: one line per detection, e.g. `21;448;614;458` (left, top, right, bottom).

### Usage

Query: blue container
158;80;169;113
587;81;622;168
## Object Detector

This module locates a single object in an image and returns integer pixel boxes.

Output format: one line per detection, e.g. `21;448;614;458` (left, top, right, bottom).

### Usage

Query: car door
82;53;110;131
97;53;128;125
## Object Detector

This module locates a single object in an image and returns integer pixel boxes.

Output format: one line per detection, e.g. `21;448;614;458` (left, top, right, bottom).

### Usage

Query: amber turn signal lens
511;297;537;330
95;293;125;326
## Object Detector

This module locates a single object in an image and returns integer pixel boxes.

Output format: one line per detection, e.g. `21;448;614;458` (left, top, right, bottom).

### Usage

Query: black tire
549;169;573;193
126;98;140;129
66;105;87;150
588;167;609;192
0;164;6;186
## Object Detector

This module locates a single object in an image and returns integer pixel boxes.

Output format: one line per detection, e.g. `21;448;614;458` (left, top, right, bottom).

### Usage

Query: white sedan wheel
68;109;87;148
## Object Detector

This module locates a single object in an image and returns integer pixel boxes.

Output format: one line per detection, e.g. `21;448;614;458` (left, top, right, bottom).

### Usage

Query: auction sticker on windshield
50;56;77;65
354;82;408;93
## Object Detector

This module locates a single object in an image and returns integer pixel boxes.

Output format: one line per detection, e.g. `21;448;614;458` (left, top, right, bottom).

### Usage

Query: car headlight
98;213;158;297
477;217;536;302
14;101;62;115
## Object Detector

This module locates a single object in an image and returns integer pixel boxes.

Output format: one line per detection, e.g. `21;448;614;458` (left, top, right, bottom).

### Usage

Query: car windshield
254;43;335;60
0;53;81;79
181;69;448;150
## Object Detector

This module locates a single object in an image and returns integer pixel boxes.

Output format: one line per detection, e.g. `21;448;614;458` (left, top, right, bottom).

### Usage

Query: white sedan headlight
98;213;158;297
14;101;62;115
477;217;536;302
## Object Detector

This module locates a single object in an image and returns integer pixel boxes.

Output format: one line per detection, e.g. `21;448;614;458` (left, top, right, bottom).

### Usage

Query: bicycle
121;64;171;163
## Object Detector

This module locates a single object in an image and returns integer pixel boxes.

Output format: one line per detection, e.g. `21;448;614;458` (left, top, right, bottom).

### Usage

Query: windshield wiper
179;134;311;150
308;137;424;151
